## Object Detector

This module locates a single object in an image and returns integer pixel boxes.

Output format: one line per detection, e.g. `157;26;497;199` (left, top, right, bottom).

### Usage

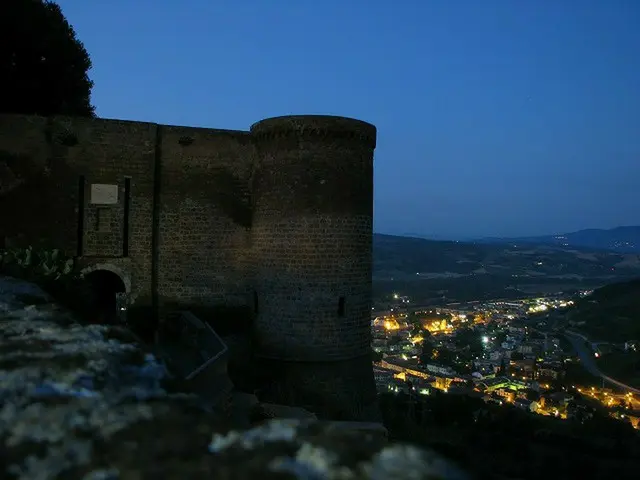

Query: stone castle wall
0;113;378;419
0;115;157;306
154;125;255;316
0;114;256;316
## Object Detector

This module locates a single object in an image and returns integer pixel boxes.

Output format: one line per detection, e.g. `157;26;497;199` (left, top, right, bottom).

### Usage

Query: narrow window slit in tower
338;296;345;317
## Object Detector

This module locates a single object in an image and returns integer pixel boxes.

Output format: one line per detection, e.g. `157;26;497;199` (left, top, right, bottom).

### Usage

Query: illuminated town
371;292;640;429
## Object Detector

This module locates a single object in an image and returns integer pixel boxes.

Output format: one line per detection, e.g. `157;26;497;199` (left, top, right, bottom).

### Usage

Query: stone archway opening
83;269;127;324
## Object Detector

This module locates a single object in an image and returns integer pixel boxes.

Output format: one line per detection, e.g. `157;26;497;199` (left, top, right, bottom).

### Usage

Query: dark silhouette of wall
0;113;378;420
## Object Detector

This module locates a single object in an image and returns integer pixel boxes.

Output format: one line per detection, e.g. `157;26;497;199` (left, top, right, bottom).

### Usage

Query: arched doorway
83;269;127;324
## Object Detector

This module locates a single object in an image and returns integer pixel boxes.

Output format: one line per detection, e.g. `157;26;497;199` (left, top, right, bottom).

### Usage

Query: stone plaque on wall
90;184;118;205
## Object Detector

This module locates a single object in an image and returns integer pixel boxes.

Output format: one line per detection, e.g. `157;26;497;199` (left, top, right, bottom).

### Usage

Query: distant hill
374;233;640;279
567;278;640;343
372;233;640;303
476;226;640;253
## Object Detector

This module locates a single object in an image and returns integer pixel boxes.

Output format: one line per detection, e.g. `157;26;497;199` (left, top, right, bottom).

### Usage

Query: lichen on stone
208;418;300;452
0;276;172;479
1;276;469;479
208;418;468;480
7;438;93;480
270;442;351;480
364;444;468;480
81;468;120;480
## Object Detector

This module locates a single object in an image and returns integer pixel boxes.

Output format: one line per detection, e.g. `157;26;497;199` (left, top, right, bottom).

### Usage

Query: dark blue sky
58;0;639;239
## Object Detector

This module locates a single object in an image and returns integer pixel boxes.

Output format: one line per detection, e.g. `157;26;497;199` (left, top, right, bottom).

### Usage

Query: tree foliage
419;341;434;364
371;348;383;362
379;391;640;480
455;327;484;354
405;312;417;323
511;351;524;361
1;0;95;116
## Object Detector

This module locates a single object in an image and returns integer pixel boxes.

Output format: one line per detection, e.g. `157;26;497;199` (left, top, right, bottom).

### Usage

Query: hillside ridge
372;233;640;303
474;225;640;253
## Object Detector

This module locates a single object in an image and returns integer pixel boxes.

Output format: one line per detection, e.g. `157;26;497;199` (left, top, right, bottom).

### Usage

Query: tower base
251;354;381;422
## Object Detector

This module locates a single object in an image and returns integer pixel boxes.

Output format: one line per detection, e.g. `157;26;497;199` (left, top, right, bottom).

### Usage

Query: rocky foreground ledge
0;276;469;480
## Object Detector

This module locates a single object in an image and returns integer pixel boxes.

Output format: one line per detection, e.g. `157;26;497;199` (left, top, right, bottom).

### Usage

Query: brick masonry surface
0;113;378;419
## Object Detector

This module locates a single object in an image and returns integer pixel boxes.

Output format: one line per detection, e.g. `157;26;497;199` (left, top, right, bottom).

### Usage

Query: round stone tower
250;115;379;421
